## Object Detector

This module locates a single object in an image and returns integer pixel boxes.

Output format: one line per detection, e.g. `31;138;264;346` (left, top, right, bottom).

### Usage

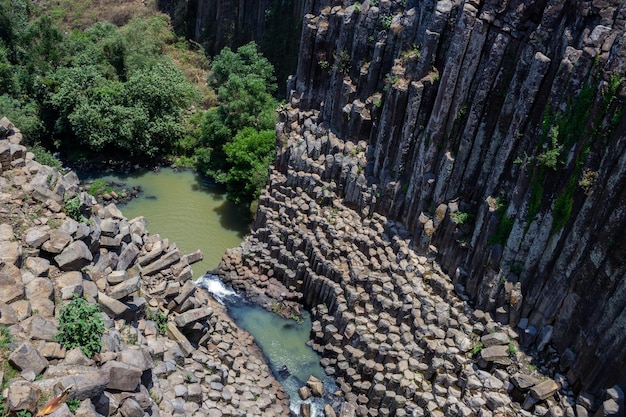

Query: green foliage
450;211;473;225
489;202;515;246
552;177;576;233
380;14;393;30
508;342;518;355
219;128;276;204
64;195;86;223
16;410;32;417
30;144;62;169
146;308;168;335
87;179;114;197
470;342;483;356
56;295;104;357
0;95;44;141
537;126;563;169
198;42;279;204
66;398;80;413
0;326;12;350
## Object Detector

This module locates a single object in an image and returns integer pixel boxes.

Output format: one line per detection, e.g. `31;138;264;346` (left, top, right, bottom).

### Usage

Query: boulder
53;271;84;300
36;365;109;400
174;307;213;328
55;241;93;271
9;340;49;374
108;276;141;300
42;229;72;254
25;227;50;248
530;379;560;400
0;262;24;304
0;240;21;265
306;375;324;397
7;380;40;413
24;257;51;277
102;361;142;392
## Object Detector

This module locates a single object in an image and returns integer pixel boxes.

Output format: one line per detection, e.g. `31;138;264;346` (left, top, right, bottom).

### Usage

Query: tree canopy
196;42;279;204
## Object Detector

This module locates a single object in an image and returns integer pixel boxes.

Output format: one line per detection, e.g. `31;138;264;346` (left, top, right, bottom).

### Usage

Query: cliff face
160;0;304;94
280;0;626;392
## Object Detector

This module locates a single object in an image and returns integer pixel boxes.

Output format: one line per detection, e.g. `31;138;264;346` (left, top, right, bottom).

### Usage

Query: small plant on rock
450;211;473;225
146;308;168;335
66;398;80;413
56;295;105;358
470;342;483;356
63;195;87;223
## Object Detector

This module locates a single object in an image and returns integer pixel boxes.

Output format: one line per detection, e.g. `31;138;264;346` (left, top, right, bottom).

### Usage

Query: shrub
56;295;105;358
450;211;473;225
31;144;62;169
64;195;86;223
146;308;167;335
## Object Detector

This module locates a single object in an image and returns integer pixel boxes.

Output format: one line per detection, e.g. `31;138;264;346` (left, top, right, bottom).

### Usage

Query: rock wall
286;0;626;393
160;0;305;94
0;118;290;416
224;0;626;400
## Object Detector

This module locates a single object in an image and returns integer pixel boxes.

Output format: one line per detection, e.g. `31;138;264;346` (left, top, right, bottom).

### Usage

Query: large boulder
54;241;93;271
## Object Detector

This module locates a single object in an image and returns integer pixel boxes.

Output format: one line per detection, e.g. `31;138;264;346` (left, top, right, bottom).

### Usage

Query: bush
64;195;86;223
56;295;104;357
30;144;62;169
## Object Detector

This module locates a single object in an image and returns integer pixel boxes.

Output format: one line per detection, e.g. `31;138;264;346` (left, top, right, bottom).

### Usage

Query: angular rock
481;332;510;347
174;307;213;328
307;375;324;397
53;271;84;300
97;292;130;319
0;240;21;265
9;340;49;374
42;229;72;254
24;257;51;277
479;345;510;363
102;361;142;392
0;262;24;304
25;227;50;248
35;364;109;400
118;347;154;372
7;380;40;413
108;276;141;300
116;243;140;271
54;241;93;271
530;379;560;400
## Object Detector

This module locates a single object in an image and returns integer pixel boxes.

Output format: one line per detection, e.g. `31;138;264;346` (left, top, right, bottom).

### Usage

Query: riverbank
0;119;290;416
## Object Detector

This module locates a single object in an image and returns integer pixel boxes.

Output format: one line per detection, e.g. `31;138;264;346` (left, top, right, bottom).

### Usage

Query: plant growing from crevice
56;295;105;358
63;195;87;223
146;308;168;335
450;211;473;225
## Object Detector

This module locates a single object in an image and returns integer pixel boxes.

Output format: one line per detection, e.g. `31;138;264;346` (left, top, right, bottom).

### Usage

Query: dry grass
41;0;160;30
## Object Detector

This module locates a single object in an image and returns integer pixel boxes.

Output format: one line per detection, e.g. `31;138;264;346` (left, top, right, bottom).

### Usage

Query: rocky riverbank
0;118;290;417
216;107;626;417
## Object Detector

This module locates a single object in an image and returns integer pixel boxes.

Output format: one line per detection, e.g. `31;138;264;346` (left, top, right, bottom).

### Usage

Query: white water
197;274;239;304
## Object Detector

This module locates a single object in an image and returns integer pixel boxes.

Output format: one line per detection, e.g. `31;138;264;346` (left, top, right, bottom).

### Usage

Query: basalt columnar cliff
216;0;626;409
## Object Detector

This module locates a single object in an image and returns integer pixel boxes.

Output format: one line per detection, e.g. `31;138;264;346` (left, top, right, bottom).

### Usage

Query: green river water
80;167;249;276
82;167;336;416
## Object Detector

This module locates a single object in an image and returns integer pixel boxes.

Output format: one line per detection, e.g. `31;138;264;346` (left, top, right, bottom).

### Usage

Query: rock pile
0;118;289;417
217;109;625;417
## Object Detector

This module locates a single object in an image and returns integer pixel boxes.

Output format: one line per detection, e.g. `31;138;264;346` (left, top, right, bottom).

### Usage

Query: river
78;167;249;276
80;167;337;416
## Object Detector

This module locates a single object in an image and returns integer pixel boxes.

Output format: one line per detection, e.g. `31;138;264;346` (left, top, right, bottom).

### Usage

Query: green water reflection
80;168;249;275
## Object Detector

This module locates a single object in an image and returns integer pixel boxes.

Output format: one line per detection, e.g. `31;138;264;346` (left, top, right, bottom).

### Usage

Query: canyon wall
287;0;626;392
159;0;304;93
226;0;626;396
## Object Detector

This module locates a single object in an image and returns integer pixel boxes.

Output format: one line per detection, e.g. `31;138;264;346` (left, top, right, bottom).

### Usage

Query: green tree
198;42;279;203
219;127;276;203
